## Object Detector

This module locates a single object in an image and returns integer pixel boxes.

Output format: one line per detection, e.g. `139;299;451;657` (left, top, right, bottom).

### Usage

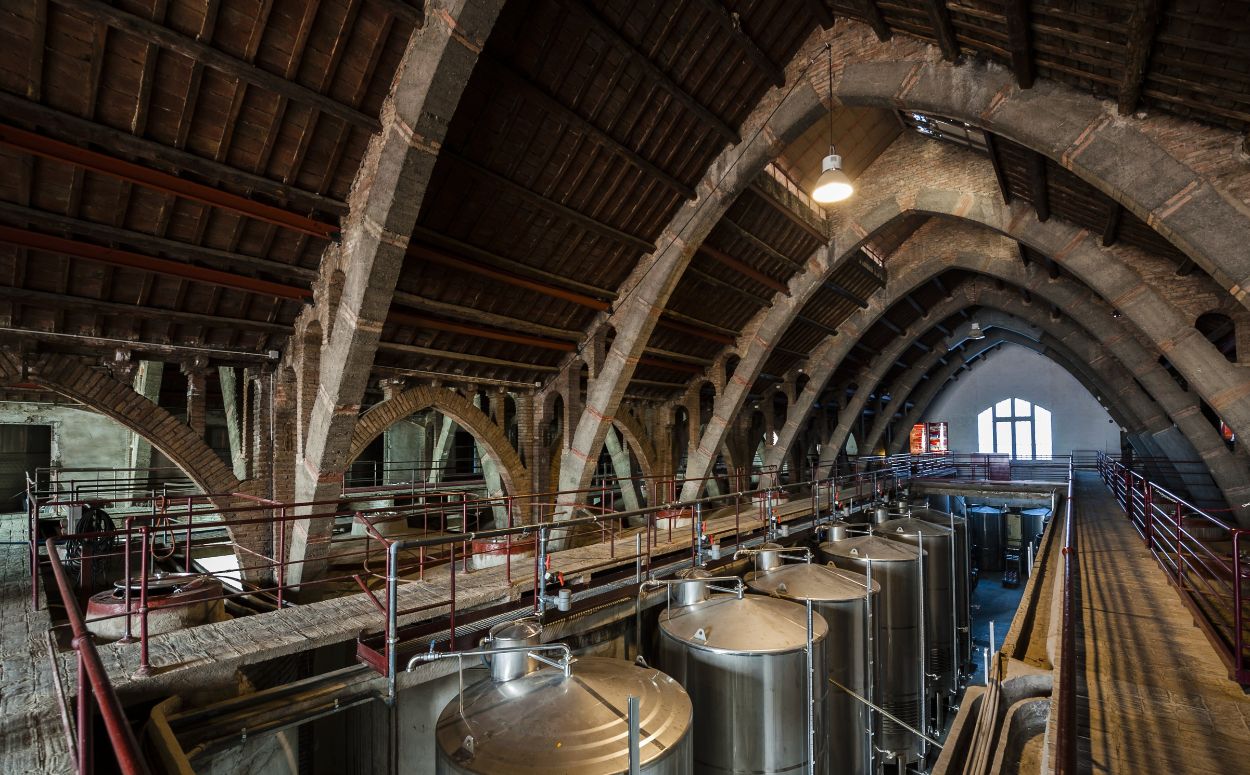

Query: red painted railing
45;536;151;775
1097;452;1250;686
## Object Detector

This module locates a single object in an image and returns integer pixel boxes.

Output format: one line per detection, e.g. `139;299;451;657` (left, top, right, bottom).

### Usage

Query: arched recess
350;386;531;501
611;410;658;483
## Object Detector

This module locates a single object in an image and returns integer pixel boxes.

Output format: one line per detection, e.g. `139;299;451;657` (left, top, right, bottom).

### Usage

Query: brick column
182;358;208;438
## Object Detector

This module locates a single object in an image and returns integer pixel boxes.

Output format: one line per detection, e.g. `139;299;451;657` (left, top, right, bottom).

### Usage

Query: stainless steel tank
658;594;829;775
435;656;693;774
914;510;971;668
876;517;958;710
1021;507;1050;545
968;505;1005;572
746;563;879;775
483;617;542;682
819;535;924;764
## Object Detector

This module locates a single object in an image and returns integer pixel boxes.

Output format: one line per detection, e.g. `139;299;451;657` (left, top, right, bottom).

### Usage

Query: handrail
1095;452;1249;686
45;537;151;775
1055;459;1078;775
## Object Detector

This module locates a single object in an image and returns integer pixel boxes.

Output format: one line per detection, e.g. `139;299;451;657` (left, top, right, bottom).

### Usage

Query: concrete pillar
473;393;508;526
428;415;457;485
219;367;247;481
604;426;641;511
383;420;424;484
129;360;163;471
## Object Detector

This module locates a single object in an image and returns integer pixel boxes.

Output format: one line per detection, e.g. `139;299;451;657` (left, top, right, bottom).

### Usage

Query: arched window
977;398;1052;459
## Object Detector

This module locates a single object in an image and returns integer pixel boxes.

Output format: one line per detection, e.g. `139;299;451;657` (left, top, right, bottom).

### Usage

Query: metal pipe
628;695;641;775
827;675;945;750
407;643;573;676
805;599;816;775
864;559;875;775
917;528;928;750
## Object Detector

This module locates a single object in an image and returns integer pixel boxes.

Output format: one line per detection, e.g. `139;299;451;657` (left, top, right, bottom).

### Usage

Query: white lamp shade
812;154;853;203
968;322;986;340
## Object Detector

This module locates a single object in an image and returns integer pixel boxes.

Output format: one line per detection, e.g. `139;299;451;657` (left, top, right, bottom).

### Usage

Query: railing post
137;524;151;676
1175;501;1185;588
1234;532;1246;684
1144;485;1154;550
121;517;134;643
77;648;93;775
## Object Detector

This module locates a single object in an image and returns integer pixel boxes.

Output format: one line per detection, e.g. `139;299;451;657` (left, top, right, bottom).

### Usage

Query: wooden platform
1072;472;1250;774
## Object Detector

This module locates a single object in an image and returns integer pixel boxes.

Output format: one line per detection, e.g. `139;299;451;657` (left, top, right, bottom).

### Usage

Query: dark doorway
0;424;52;512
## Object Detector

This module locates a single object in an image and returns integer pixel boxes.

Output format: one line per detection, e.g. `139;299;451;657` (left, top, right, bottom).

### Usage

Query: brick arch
0;352;240;495
350;386;530;499
611;410;658;482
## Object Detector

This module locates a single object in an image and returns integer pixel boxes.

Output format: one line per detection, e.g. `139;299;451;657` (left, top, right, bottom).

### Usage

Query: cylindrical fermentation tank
658;593;829;775
968;505;1005;572
746;561;879;775
1020;507;1050;545
819;535;925;764
914;509;971;667
434;655;693;774
876;517;958;707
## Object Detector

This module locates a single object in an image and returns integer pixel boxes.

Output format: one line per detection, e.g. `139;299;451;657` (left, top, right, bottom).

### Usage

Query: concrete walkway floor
1072;471;1250;774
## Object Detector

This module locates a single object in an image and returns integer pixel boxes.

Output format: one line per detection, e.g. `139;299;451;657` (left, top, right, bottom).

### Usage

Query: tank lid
968;505;1004;513
746;562;879;601
911;509;966;526
1021;507;1051;516
659;594;827;654
675;566;713;580
488;616;542;642
820;535;924;562
876;517;954;538
436;657;691;774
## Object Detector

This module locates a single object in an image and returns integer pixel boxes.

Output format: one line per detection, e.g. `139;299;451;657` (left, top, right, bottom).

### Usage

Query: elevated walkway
1071;471;1250;774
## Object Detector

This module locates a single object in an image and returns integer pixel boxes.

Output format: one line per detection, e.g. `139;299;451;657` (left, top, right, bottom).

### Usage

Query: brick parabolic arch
0;352;241;496
350;386;530;500
0;352;271;568
611;410;658;483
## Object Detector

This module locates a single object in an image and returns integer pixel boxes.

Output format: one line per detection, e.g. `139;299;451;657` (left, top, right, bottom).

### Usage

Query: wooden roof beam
747;183;829;243
385;311;577;353
1102;201;1122;246
480;56;696;200
376;341;560;373
1003;0;1035;89
824;279;869;309
406;241;611;311
0;225;311;300
921;0;961;61
445;151;656;254
0;201;317;282
805;0;835;29
562;0;740;143
903;295;927;317
1118;0;1163;115
697;244;789;295
0;286;292;334
0;124;339;239
0;92;345;218
53;0;379;131
1027;149;1051;222
797;314;839;338
692;0;786;87
983;132;1013;205
0;328;275;364
717;217;803;269
656;315;736;346
686;264;771;305
636;356;706;376
391;292;584;342
858;0;892;41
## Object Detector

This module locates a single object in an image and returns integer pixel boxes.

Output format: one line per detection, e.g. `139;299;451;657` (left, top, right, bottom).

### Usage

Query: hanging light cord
827;42;835;158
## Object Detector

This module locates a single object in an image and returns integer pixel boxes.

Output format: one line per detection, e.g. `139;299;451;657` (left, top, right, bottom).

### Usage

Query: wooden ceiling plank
697;244;789;295
253;0;322;175
1002;0;1034;89
686;263;771;304
386;311;577;352
823;277;869;309
445;150;655;254
561;0;739;143
691;0;785;87
0;328;274;364
747;182;828;243
655;315;736;345
1118;0;1164;115
407;241;610;311
482;56;696;200
51;0;380;131
370;0;424;29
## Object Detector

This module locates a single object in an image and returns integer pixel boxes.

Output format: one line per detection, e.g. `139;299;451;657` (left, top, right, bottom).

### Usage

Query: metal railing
1055;458;1078;775
1097;452;1250;686
45;536;151;775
